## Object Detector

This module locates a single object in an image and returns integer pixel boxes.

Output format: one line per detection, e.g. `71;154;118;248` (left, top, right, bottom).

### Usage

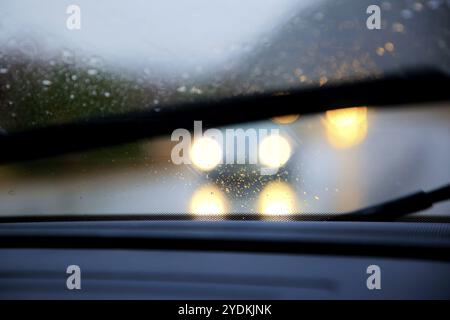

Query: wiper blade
0;185;448;223
0;69;450;164
332;184;450;222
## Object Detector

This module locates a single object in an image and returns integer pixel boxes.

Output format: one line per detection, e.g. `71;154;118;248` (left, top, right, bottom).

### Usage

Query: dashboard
0;220;449;299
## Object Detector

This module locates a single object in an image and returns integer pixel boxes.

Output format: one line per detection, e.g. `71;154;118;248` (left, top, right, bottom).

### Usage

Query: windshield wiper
0;69;449;164
332;184;450;221
0;185;448;224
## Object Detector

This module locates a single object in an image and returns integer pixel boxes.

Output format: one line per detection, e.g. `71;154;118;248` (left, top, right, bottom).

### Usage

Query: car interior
1;0;450;300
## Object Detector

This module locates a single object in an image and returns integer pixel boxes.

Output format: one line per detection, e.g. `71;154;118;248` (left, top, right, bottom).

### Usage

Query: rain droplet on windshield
87;69;98;76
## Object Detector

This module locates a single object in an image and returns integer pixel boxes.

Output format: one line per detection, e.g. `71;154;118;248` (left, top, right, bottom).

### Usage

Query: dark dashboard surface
0;221;450;299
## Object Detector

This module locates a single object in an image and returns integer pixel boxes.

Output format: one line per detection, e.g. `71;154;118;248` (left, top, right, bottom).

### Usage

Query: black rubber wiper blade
332;184;450;222
0;68;450;164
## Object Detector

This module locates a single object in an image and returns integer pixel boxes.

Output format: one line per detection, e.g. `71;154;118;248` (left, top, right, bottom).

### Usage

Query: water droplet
42;79;52;86
87;69;98;76
190;86;203;94
385;42;395;52
61;50;75;64
0;67;8;74
376;47;385;56
401;9;413;19
413;2;424;11
392;23;405;33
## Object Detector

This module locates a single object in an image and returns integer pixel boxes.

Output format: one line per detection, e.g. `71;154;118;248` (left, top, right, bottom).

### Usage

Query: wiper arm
333;184;450;222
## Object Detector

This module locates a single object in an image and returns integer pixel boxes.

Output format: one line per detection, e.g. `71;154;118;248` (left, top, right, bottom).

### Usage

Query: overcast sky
0;0;314;73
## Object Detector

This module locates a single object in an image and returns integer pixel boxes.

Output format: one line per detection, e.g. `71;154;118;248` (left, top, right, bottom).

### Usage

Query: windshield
0;0;450;220
1;0;450;132
1;104;450;218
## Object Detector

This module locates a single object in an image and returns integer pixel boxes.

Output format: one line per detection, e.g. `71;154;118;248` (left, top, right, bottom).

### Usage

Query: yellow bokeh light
271;114;300;124
324;107;368;149
189;185;228;216
258;181;299;216
385;42;395;52
259;134;292;168
190;136;222;171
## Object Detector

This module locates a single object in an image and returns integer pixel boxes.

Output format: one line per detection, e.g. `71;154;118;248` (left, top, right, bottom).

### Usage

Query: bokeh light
259;134;292;168
324;107;368;149
190;136;222;171
189;184;228;216
272;114;300;124
258;181;298;216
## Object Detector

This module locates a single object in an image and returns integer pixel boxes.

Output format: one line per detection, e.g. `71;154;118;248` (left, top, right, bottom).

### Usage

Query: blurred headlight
189;184;227;216
190;136;222;171
324;107;368;149
258;181;298;216
258;134;292;168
